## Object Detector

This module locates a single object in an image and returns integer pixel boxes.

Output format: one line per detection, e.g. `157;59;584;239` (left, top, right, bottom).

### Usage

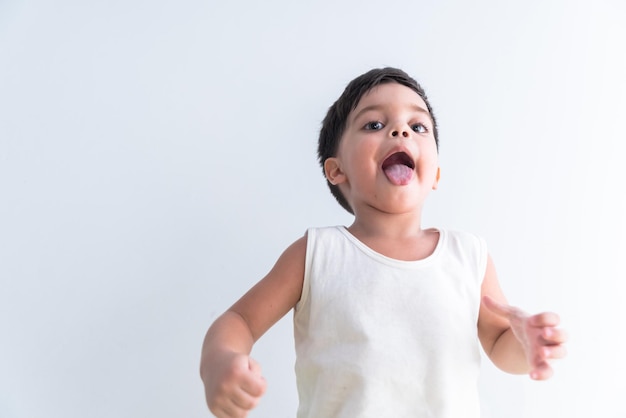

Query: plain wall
1;0;625;417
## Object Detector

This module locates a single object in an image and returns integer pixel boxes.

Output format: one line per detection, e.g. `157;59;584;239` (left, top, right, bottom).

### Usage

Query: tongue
384;164;413;185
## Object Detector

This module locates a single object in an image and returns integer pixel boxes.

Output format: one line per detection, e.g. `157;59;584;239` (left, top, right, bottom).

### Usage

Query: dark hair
317;67;439;214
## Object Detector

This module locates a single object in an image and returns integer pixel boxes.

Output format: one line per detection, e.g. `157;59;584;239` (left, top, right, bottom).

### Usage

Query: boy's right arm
200;235;307;417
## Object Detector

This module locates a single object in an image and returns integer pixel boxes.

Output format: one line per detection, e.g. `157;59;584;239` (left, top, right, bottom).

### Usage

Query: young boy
200;67;567;418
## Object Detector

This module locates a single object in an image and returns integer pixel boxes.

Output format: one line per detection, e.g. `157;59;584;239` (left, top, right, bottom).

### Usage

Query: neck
348;206;424;240
346;206;438;262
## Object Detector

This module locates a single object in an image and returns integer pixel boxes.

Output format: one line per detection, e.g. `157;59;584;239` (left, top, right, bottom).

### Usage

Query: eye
411;123;428;134
364;121;384;130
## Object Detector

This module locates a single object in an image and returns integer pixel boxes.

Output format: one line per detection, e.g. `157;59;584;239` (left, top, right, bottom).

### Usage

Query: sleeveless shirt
293;226;488;418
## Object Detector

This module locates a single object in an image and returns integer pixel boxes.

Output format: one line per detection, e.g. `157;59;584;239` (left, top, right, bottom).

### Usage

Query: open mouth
382;152;415;170
382;152;415;185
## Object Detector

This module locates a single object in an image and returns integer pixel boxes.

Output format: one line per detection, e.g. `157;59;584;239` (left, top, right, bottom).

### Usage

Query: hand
483;296;568;380
204;352;267;418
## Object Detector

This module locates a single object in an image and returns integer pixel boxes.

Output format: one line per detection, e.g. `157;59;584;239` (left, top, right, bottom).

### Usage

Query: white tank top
293;226;488;418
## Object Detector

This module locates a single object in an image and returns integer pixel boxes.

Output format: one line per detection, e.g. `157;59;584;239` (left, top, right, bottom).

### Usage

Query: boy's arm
200;235;307;417
477;254;568;380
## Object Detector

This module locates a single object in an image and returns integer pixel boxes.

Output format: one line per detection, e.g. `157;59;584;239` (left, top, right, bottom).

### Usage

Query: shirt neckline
336;226;445;268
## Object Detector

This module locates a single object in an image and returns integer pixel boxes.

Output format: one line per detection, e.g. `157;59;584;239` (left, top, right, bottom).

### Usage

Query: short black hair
317;67;439;214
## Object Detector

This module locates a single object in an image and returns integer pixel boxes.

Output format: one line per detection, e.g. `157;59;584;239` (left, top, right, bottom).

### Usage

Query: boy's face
324;82;440;216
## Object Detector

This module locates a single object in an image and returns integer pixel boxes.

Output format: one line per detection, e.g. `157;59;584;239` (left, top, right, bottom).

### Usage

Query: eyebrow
351;103;431;124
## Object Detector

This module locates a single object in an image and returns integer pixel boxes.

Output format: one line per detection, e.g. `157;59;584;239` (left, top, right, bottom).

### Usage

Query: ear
432;167;441;190
324;157;346;185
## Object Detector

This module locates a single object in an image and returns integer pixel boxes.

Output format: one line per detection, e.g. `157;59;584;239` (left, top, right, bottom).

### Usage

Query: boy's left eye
412;123;428;133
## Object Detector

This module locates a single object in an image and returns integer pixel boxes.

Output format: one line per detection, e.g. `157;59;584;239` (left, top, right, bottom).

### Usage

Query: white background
1;0;625;417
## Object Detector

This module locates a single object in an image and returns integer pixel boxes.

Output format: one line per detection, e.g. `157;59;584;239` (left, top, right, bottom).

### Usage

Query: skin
200;83;568;417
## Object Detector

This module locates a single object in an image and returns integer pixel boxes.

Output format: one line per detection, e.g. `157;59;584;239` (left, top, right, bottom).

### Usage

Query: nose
390;129;409;138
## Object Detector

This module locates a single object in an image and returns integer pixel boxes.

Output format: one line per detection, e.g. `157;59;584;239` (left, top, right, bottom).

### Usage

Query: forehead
351;82;429;118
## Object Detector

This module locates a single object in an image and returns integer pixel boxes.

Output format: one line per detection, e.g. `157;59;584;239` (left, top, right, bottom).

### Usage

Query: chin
377;200;422;215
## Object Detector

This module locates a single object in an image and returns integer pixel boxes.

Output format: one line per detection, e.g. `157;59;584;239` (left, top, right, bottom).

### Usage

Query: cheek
417;158;439;182
344;143;378;173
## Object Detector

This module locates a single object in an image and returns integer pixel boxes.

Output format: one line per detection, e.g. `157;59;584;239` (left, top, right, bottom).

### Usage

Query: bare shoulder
229;234;308;342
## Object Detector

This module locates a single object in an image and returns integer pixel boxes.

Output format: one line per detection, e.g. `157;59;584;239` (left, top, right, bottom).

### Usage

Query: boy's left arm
477;254;568;380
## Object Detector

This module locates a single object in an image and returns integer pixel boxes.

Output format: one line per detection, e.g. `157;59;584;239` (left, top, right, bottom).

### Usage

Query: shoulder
441;228;485;243
276;233;309;268
437;228;489;279
305;225;344;237
229;233;309;341
439;228;487;253
302;225;346;248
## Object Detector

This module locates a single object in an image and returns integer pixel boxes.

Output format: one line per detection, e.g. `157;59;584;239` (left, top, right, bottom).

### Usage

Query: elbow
487;328;531;375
